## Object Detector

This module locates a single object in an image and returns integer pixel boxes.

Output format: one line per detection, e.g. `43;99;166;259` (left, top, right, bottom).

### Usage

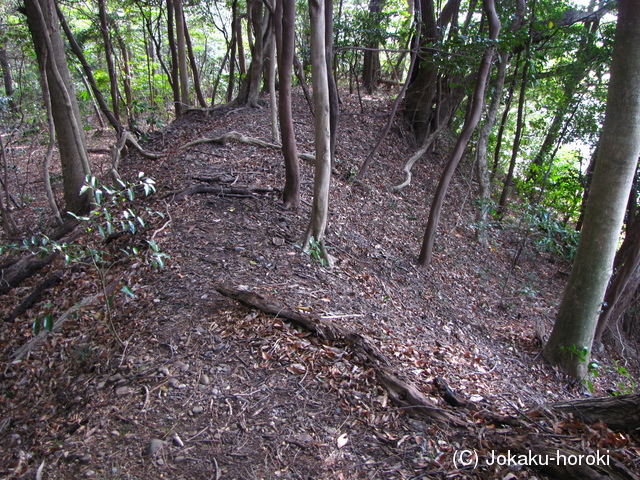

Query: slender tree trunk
543;0;640;379
325;0;339;166
166;0;181;116
491;57;519;177
227;0;238;103
276;0;299;208
56;3;120;131
183;13;207;108
98;0;121;131
236;10;246;76
474;50;508;245
268;16;279;143
0;39;17;113
302;0;332;266
418;0;500;267
498;55;529;213
23;0;91;215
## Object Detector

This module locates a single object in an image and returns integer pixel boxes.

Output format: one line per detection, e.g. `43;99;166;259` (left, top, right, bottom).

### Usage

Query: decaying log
551;393;640;431
180;130;316;165
214;283;463;426
4;272;63;322
172;184;277;202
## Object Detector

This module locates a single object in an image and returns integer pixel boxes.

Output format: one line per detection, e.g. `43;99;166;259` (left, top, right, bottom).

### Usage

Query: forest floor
1;91;639;479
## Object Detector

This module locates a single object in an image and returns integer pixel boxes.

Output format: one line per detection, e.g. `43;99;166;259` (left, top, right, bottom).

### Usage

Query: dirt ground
1;92;639;479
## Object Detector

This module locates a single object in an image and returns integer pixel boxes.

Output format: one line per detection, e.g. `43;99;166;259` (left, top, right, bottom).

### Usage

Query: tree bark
362;0;383;94
173;0;190;110
325;0;339;166
97;0;122;130
183;12;207;108
236;0;266;107
23;0;91;215
275;0;300;208
301;0;332;266
543;0;640;379
418;0;500;267
166;0;181;116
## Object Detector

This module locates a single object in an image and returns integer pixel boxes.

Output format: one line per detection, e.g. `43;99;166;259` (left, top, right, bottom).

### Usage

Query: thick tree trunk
362;0;383;94
595;211;640;343
236;0;266;107
275;0;300;209
301;0;332;266
173;0;190;110
418;0;500;267
23;0;91;215
543;1;640;379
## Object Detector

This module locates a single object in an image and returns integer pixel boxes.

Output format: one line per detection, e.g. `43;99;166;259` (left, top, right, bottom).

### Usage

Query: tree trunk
418;0;500;268
0;38;17;113
498;54;529;213
56;3;120;131
97;0;122;130
474;50;508;245
595;207;640;343
236;0;265;107
23;0;91;215
173;0;190;110
227;0;238;103
362;0;383;94
183;12;207;108
166;0;181;116
325;0;339;166
275;0;300;209
301;0;332;266
543;0;640;379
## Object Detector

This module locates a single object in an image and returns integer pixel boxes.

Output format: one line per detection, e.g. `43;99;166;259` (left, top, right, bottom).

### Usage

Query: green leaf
43;313;54;332
33;318;41;335
121;285;135;298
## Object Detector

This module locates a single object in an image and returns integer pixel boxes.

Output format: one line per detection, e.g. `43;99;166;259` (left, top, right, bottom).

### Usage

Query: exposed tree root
214;283;464;427
180;130;315;165
391;126;445;192
111;131;163;182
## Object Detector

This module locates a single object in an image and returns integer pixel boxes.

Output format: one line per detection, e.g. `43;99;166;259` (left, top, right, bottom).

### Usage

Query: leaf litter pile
1;92;639;479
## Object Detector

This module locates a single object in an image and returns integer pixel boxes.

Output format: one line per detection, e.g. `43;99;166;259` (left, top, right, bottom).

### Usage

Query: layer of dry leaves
1;91;639;479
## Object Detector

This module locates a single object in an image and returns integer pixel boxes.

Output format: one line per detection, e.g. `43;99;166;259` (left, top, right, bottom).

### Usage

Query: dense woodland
1;0;640;478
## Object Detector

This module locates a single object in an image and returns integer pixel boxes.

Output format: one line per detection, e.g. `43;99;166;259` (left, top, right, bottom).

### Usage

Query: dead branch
214;283;463;426
11;280;119;361
4;272;63;322
180;130;315;165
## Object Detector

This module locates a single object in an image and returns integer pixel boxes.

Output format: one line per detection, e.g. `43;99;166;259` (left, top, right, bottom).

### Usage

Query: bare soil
1;92;639;479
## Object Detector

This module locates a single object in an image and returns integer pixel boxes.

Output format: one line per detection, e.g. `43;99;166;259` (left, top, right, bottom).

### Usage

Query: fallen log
551;393;640;431
214;283;464;427
171;184;277;202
